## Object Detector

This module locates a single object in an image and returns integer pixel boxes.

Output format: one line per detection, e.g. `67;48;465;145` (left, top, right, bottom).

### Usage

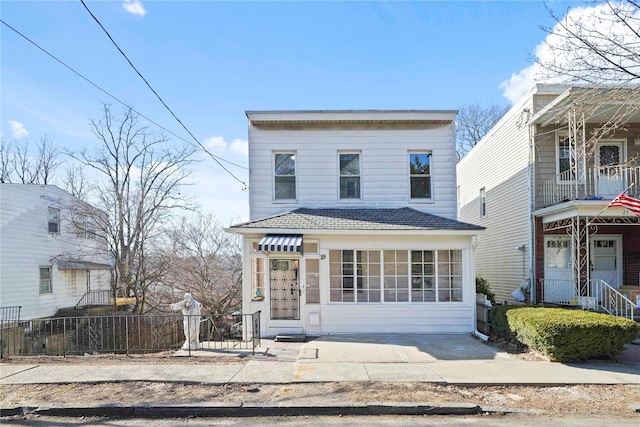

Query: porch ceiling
533;200;640;224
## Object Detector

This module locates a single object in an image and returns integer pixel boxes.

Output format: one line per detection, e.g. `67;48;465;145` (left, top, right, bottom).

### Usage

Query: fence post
187;314;191;357
62;318;66;357
125;316;129;355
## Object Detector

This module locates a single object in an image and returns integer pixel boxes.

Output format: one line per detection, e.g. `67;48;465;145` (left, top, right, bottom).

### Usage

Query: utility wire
79;0;247;188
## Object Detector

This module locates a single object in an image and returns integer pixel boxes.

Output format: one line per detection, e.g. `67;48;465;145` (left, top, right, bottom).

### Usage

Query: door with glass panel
269;259;300;320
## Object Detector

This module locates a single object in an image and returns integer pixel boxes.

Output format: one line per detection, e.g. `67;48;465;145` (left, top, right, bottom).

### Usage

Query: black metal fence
0;311;261;358
0;306;21;359
75;290;112;308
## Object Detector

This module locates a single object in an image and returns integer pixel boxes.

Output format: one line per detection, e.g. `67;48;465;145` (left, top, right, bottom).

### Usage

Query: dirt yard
1;341;639;416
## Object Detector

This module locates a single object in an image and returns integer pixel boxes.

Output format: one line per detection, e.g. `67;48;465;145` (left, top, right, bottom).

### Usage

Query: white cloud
229;138;248;157
122;0;147;17
500;2;640;104
204;136;227;153
8;120;29;139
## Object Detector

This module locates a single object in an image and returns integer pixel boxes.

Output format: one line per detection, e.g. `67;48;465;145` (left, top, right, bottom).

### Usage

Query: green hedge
506;307;640;362
488;304;519;339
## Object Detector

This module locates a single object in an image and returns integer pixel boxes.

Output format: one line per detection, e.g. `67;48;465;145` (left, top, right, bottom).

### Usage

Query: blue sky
1;0;580;221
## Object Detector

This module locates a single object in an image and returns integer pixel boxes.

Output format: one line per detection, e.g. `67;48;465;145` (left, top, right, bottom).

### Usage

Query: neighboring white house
457;84;640;314
229;110;484;337
0;184;112;320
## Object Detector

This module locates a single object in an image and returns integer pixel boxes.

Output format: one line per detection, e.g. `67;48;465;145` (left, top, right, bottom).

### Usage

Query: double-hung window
274;152;296;200
557;135;572;179
48;207;60;233
479;187;486;218
39;266;52;293
339;153;361;199
409;152;432;199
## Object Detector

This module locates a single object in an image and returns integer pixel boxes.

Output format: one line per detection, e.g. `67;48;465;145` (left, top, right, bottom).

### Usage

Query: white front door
595;141;625;197
543;236;574;303
269;259;301;324
590;236;622;289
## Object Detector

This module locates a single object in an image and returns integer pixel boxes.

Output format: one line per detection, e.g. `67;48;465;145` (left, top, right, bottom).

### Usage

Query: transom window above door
339;152;361;199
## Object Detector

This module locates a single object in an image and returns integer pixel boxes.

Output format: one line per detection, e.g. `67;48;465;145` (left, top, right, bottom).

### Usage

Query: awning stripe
257;234;303;253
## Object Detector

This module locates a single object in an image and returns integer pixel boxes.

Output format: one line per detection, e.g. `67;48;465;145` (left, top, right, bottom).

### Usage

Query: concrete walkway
2;334;639;386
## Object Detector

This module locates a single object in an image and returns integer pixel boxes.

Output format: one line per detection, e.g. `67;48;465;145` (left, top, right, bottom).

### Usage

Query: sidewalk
2;334;638;386
1;334;639;418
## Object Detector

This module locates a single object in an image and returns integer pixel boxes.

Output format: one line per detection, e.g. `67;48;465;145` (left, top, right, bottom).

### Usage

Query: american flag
610;193;640;216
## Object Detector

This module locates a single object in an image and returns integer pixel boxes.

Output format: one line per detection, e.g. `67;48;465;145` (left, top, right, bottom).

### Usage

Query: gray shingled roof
231;207;484;231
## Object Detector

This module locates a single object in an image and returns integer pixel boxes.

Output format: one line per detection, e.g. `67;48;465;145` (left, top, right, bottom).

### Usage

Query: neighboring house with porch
0;184;112;320
457;84;639;318
229;110;484;337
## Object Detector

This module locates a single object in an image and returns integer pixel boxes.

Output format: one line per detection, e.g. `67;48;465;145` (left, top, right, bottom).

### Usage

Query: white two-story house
457;84;639;318
1;184;112;320
229;110;484;337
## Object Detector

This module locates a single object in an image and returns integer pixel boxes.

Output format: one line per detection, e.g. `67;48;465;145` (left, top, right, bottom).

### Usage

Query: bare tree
0;137;12;183
0;135;63;184
60;164;92;200
538;1;640;85
456;103;509;160
67;104;197;314
150;213;242;315
35;135;62;184
533;2;640;161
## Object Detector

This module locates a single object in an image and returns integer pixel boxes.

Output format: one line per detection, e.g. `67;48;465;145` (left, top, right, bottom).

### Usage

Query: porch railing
541;166;640;207
540;278;636;320
75;290;112;308
0;311;261;358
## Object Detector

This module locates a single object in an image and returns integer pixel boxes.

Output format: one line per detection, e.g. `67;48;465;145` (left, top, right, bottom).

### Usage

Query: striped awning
257;235;303;253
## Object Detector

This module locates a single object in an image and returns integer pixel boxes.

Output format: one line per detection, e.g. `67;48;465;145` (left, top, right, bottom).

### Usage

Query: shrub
487;304;519;339
476;277;496;304
506;307;640;362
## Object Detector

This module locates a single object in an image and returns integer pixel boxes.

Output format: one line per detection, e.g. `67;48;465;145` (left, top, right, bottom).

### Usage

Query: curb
2;402;482;418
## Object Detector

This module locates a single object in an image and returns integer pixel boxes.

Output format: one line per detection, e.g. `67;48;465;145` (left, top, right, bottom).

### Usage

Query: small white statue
171;293;202;350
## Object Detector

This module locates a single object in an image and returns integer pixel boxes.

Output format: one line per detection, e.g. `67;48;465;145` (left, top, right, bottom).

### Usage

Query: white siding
242;233;476;337
248;120;458;220
457;96;533;303
0;184;111;320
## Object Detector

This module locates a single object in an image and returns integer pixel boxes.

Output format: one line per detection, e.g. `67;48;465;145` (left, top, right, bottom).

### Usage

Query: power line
0;19;248;182
79;0;247;188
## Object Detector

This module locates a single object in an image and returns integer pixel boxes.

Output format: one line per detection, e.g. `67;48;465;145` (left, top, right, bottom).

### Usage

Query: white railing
540;278;635;320
542;166;640;206
589;279;635;320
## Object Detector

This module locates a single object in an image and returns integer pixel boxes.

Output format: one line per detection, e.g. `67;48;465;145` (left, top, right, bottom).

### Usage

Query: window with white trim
274;152;296;200
39;266;52;294
480;187;486;217
48;207;60;233
250;257;265;301
339;152;361;199
409;152;432;199
305;258;320;304
329;249;463;303
557;134;572;178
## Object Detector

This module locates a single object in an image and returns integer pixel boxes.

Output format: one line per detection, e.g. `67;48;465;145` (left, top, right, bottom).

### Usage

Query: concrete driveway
295;334;512;363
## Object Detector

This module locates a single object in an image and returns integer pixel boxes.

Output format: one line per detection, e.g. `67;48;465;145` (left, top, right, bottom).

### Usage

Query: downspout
527;109;536;305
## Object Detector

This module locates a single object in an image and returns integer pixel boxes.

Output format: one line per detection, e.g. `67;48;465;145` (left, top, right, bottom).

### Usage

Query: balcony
542;166;640;207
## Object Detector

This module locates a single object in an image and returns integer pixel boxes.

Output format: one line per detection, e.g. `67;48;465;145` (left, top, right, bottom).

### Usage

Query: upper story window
557;135;571;177
339;152;361;199
409;152;432;199
480;187;486;217
39;266;52;294
48;207;60;233
274;152;296;200
75;214;97;239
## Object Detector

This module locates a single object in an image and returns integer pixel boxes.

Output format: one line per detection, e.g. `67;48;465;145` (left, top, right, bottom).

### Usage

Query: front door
269;259;300;321
596;141;625;197
590;236;622;289
543;236;573;303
